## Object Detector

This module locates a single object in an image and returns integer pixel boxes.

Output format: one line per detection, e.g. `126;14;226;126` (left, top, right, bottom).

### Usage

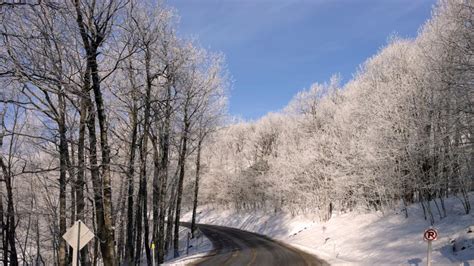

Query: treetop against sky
168;0;436;120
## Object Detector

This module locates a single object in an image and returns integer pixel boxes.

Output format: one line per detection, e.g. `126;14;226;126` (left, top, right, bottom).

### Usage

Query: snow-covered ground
181;194;474;265
163;226;213;265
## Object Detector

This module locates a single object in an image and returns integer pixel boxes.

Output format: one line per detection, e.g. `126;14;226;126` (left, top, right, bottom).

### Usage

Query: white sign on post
423;228;438;266
63;220;94;266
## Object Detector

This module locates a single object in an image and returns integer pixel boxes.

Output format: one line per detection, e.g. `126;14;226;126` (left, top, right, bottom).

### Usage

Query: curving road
185;223;328;266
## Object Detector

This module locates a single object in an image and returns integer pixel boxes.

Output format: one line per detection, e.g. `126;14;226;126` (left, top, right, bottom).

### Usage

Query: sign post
63;220;94;266
151;243;155;266
423;228;438;266
76;222;81;266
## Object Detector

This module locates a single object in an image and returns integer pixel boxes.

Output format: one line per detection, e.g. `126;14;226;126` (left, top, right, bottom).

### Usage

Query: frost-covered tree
0;0;228;264
197;0;473;224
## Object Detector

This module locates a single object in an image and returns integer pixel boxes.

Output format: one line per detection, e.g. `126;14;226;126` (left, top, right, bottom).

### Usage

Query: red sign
424;228;438;241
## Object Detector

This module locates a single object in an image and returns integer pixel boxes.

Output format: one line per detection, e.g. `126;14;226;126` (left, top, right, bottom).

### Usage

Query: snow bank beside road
163;226;213;265
183;194;473;265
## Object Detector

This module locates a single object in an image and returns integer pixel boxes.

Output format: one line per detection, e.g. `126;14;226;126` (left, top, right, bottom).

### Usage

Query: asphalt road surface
187;223;329;266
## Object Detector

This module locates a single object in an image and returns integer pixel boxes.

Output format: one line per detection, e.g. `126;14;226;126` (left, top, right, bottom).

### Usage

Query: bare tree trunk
92;201;99;266
134;69;153;265
139;48;153;265
134;175;143;265
116;181;127;261
0;173;11;266
173;109;190;258
0;183;5;265
143;197;151;265
5;138;18;265
125;95;138;265
0;110;8;266
151;136;160;263
77;94;90;265
68;129;77;219
67;128;76;265
156;84;172;264
58;92;68;266
85;93;109;266
191;139;203;238
90;55;117;265
165;190;176;257
133;168;154;265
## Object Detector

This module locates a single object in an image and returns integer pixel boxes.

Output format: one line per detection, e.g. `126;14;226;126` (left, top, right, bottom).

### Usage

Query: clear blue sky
166;0;436;120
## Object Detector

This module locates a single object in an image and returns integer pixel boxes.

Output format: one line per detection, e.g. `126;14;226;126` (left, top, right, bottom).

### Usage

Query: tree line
0;0;227;265
198;0;473;223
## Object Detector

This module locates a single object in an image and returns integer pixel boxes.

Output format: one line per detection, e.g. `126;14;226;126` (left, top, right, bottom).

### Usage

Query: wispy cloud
167;0;435;119
169;0;332;48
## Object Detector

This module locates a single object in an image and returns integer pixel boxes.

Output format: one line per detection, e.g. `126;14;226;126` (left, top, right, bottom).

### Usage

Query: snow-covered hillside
183;194;474;265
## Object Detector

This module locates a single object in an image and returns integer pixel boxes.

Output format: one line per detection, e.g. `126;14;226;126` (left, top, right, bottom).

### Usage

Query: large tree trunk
0;124;17;265
165;189;176;257
89;52;117;266
134;174;143;264
116;180;127;261
5;172;17;266
191;138;203;238
156;84;172;264
77;93;90;265
173;135;188;257
58;92;68;266
85;93;109;266
142;49;154;265
143;196;151;265
0;178;5;265
125;95;138;264
7;174;17;264
67;125;76;265
134;51;154;265
151;136;160;264
173;108;190;258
